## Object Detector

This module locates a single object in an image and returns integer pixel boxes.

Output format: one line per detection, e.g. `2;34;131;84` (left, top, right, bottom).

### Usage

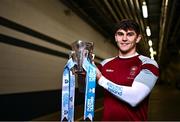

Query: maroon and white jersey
97;53;159;121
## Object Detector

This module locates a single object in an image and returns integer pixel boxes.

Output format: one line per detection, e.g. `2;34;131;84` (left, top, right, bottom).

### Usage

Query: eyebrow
116;31;136;35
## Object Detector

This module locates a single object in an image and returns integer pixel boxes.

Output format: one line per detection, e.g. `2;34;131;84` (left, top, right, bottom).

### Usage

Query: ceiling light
146;26;151;36
148;40;153;46
153;51;157;55
142;1;148;18
150;53;154;59
149;47;153;53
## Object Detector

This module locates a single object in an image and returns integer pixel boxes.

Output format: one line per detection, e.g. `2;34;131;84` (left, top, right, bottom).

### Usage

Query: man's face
115;29;141;55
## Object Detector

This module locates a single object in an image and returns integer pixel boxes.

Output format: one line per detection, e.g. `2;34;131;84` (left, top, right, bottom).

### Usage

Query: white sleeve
98;69;158;107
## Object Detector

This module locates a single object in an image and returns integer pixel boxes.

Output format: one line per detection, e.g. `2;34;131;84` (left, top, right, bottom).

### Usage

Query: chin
120;48;130;52
119;50;129;54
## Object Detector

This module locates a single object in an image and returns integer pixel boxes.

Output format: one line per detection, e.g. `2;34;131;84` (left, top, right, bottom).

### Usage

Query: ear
136;35;142;43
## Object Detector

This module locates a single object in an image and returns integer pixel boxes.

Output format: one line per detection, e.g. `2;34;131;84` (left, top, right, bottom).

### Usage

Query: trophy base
77;74;86;93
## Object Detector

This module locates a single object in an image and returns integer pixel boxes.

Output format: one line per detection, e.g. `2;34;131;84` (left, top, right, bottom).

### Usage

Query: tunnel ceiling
60;0;180;69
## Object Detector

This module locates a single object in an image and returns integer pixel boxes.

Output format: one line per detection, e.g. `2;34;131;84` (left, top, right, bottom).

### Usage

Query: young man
96;19;159;121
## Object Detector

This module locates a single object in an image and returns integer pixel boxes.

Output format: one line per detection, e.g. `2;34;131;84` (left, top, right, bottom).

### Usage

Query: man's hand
96;67;102;80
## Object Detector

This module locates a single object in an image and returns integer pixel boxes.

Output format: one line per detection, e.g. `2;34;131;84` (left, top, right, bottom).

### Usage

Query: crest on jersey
127;66;138;80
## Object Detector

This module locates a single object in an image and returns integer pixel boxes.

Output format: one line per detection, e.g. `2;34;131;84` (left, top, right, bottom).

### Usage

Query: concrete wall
160;56;180;85
0;0;117;95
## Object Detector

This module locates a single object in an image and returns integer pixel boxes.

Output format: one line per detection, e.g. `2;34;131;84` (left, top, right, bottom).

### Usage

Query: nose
122;35;127;41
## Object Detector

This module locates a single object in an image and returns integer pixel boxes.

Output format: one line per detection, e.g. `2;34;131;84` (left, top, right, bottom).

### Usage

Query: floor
33;83;180;121
148;83;180;121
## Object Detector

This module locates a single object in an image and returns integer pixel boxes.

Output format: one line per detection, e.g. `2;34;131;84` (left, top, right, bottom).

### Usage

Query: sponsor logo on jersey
107;82;122;96
106;69;114;72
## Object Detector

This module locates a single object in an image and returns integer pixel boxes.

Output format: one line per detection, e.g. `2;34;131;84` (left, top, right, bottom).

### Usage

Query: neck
118;47;137;57
119;51;138;58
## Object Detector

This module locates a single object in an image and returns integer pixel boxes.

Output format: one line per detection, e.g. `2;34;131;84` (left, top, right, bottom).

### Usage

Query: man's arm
96;68;158;107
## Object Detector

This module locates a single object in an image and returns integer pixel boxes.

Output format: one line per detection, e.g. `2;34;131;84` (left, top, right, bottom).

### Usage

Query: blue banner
61;58;76;121
83;58;96;121
61;57;96;122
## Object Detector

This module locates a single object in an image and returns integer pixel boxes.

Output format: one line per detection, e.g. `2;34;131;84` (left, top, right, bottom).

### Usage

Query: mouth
120;43;130;46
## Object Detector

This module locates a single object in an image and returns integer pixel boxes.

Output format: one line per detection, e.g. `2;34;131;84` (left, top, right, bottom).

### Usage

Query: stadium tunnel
0;0;180;121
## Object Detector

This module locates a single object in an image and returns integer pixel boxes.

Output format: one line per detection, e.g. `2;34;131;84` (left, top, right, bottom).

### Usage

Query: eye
116;32;124;36
127;32;135;36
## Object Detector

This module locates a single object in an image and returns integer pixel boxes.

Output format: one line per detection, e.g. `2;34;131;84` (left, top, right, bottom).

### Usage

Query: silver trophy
70;40;95;92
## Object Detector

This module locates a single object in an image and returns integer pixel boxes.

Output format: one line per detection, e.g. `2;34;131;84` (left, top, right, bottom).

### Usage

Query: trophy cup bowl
71;40;94;72
71;40;94;92
71;40;86;73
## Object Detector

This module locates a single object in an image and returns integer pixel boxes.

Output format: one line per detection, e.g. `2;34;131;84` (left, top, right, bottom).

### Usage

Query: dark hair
114;19;140;35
